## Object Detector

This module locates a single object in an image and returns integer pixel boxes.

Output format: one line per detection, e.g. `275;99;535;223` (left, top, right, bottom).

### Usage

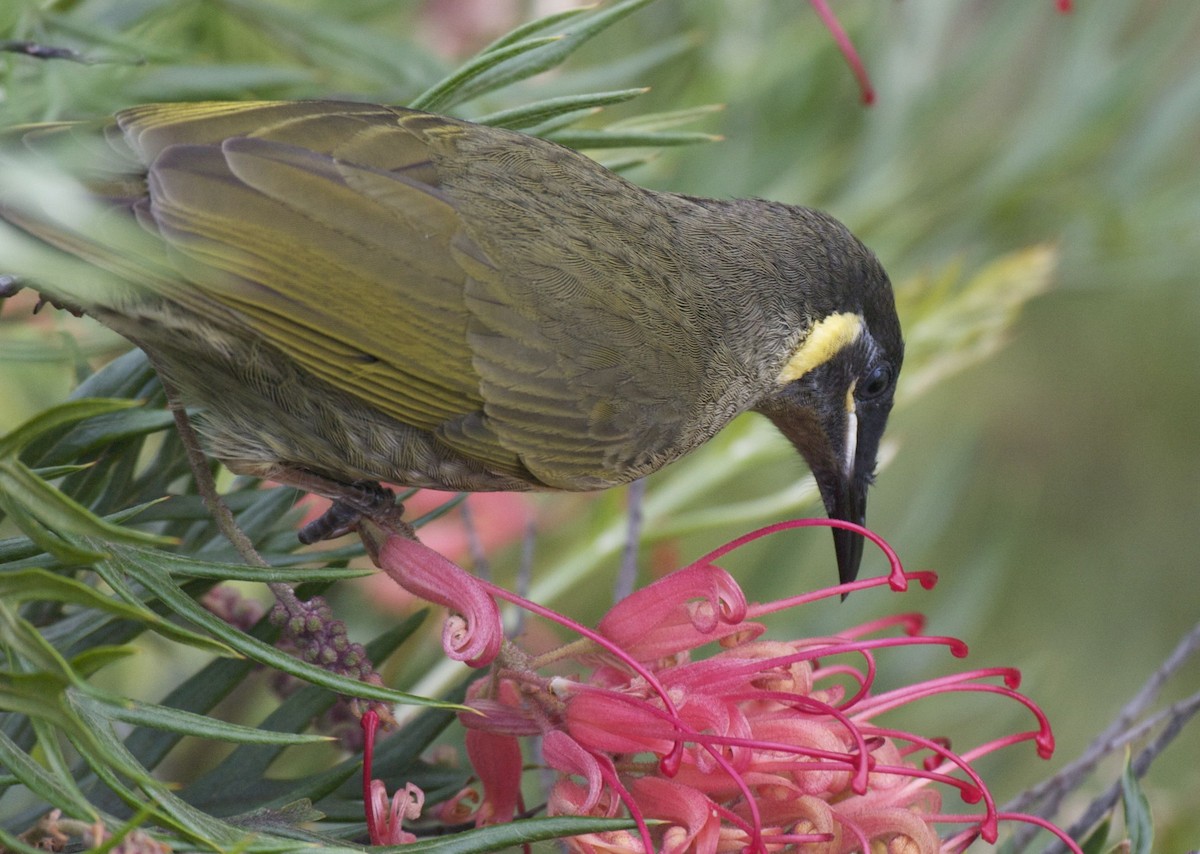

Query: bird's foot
0;276;86;316
297;480;409;545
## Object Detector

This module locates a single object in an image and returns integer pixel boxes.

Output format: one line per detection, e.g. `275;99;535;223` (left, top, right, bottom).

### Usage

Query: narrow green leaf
0;458;176;551
481;3;597;51
398;816;642;853
606;102;725;131
1121;749;1154;854
26;717;86;812
65;348;157;402
0;399;140;458
441;0;662;108
30;463;95;479
71;691;331;746
548;129;720;148
595;153;657;173
119;652;258;773
34;407;174;466
0;567;235;657
521;107;607;137
130;490;276;523
201;763;360;823
66;699;252;850
110;542;370;583
0;600;83;682
0;728;98;822
0;495;109;563
474;87;649;129
0;531;47;564
69;645;136;678
409;492;468;527
221;800;346;846
1078;817;1110;854
0;565;173;610
408;36;562;112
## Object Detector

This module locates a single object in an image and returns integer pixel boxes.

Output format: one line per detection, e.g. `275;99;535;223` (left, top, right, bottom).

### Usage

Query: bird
0;100;903;584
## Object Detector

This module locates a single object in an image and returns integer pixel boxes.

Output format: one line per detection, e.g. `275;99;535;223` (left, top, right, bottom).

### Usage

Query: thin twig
459;498;490;581
614;478;645;603
155;368;267;569
1005;618;1200;850
511;518;537;640
152;365;311;615
1040;688;1200;854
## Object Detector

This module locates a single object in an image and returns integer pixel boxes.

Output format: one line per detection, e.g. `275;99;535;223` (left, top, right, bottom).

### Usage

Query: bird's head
754;210;903;586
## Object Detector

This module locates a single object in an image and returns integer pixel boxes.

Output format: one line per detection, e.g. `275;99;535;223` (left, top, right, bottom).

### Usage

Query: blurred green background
3;0;1198;848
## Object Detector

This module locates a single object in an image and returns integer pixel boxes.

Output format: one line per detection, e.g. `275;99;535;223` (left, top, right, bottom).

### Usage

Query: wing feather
139;133;480;430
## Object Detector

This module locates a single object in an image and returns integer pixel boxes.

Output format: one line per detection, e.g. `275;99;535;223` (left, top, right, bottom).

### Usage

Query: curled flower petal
631;776;722;854
376;534;501;666
770;793;841;852
834;799;941;854
543;730;609;814
367;780;424;845
434;786;481;825
598;563;748;661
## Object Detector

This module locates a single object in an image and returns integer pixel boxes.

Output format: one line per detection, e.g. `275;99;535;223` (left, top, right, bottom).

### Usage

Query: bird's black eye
858;363;893;401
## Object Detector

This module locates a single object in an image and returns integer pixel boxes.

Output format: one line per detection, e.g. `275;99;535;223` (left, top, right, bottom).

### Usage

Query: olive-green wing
112;101;539;477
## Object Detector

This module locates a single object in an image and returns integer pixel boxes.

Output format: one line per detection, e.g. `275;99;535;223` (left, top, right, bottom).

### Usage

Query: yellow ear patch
776;312;864;384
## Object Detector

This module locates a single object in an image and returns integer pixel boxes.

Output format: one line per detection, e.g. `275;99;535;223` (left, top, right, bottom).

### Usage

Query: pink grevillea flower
361;710;425;845
375;535;502;667
373;521;1082;853
366;781;424;846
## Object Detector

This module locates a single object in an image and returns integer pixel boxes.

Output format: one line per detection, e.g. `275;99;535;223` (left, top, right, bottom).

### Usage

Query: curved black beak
825;474;868;586
759;352;896;588
764;395;887;588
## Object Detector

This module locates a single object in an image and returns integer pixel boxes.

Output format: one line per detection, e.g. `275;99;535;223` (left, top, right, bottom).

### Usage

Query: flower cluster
371;521;1080;853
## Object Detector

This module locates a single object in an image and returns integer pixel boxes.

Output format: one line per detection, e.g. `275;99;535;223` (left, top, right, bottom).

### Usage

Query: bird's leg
0;276;86;316
249;466;411;545
298;480;405;545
